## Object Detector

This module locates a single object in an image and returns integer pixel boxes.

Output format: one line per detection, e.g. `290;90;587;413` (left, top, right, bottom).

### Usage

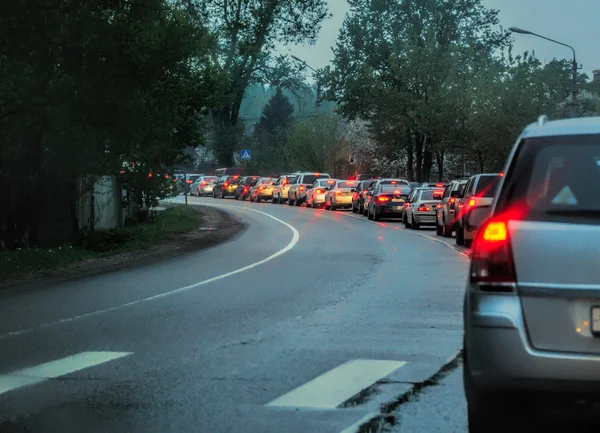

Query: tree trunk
406;133;414;181
436;151;444;181
423;148;433;181
414;133;423;182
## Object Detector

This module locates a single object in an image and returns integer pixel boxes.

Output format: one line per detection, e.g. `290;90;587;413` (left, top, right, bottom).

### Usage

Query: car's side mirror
467;205;492;230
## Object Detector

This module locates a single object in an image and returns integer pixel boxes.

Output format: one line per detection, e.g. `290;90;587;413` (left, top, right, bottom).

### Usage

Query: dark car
352;180;377;214
234;176;259;200
366;183;411;221
363;178;411;216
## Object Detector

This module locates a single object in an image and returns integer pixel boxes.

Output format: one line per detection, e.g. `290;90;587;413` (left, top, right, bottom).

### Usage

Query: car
363;179;411;216
347;173;381;181
420;182;447;189
194;176;217;196
288;172;331;206
234;176;259;200
455;173;502;247
306;178;337;208
324;180;358;211
403;188;444;229
249;177;277;202
366;183;411;221
271;174;298;204
435;179;468;236
352;179;379;214
463;115;600;432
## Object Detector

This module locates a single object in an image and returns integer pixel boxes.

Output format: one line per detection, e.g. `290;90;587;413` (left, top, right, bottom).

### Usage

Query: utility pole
184;164;188;206
509;27;580;118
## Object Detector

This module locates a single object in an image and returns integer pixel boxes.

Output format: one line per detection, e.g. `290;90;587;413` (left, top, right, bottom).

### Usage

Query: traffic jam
184;169;502;248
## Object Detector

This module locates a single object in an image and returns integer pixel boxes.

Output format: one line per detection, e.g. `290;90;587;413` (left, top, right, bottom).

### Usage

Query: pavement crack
356;350;464;433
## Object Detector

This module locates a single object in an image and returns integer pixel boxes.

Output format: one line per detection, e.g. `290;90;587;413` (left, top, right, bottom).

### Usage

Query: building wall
76;176;122;231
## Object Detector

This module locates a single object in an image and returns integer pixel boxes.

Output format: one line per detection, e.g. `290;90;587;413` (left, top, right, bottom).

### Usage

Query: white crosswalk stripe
266;359;407;409
0;351;132;396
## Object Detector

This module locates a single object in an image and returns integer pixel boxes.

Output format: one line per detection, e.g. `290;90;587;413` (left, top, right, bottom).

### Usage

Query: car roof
522;116;600;139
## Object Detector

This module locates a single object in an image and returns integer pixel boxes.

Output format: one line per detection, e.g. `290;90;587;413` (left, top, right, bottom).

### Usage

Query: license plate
391;199;404;203
393;206;403;210
592;307;600;335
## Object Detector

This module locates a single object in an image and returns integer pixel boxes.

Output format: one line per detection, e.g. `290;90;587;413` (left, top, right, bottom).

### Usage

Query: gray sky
281;0;597;81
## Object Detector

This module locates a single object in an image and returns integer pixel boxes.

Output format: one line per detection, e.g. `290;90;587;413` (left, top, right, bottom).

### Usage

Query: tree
286;113;342;172
200;0;330;166
256;88;295;132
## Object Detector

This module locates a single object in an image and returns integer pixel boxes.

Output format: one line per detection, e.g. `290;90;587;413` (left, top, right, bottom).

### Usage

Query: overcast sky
280;0;598;81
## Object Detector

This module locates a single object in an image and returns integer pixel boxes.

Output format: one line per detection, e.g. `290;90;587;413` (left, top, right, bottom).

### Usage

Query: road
0;196;469;433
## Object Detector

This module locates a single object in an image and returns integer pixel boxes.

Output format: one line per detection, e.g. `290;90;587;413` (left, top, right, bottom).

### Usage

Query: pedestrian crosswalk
0;351;132;396
267;359;407;409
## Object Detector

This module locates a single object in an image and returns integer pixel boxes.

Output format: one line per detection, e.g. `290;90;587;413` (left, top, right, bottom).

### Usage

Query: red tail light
362;191;368;197
417;205;430;212
450;197;455;203
315;188;324;194
468;199;476;207
243;186;249;191
223;182;228;187
377;196;390;202
470;219;515;283
299;185;304;191
260;185;265;189
119;170;125;174
335;190;342;195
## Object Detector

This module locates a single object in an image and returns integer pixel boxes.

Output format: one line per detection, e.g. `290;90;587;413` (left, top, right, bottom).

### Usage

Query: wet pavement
0;196;469;432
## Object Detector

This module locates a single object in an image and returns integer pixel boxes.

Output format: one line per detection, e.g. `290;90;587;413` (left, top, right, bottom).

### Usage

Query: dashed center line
266;359;406;409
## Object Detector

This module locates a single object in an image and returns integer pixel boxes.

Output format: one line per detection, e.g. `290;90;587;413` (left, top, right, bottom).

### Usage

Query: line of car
190;170;504;251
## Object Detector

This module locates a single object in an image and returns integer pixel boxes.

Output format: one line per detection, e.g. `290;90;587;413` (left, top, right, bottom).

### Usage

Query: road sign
241;149;251;160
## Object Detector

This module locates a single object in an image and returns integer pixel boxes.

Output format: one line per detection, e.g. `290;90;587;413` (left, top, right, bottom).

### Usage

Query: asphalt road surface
0;196;469;433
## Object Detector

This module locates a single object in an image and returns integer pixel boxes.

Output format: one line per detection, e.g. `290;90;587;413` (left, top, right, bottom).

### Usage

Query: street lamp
509;26;580;118
290;55;321;110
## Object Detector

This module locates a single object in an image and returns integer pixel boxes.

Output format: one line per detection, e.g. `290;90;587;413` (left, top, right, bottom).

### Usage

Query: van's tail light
417;205;430;212
470;219;516;284
377;196;390;202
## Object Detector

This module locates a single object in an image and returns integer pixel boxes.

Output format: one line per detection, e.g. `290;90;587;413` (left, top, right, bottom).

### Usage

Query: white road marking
0;206;300;340
339;412;378;433
0;351;132;395
266;359;407;409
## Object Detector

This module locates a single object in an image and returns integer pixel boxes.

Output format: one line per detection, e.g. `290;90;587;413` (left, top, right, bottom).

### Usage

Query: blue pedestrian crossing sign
241;149;251;160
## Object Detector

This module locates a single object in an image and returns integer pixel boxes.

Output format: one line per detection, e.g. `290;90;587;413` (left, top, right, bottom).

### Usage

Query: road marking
339;412;378;433
0;206;300;340
0;351;132;395
266;359;406;409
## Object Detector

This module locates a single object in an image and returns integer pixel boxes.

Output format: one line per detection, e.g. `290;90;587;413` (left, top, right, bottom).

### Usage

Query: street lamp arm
527;32;576;60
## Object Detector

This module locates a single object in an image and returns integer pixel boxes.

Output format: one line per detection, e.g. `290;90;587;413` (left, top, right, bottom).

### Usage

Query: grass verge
0;206;204;280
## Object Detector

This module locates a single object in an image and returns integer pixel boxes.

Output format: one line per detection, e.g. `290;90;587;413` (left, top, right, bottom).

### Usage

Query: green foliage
0;0;225;247
286;113;343;172
324;0;587;180
201;0;330;165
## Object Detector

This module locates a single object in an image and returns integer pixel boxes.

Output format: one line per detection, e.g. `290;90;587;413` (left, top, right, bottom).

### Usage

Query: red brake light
335;190;342;195
417;205;431;212
450;197;455;203
470;218;515;283
499;173;504;177
362;191;368;196
468;199;476;207
119;170;125;174
436;183;443;187
315;188;323;194
391;181;397;184
313;172;320;176
223;182;228;187
299;185;304;191
377;196;390;202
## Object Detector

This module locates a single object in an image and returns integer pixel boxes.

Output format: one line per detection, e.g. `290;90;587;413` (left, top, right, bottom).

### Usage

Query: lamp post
291;55;321;110
509;27;580;118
